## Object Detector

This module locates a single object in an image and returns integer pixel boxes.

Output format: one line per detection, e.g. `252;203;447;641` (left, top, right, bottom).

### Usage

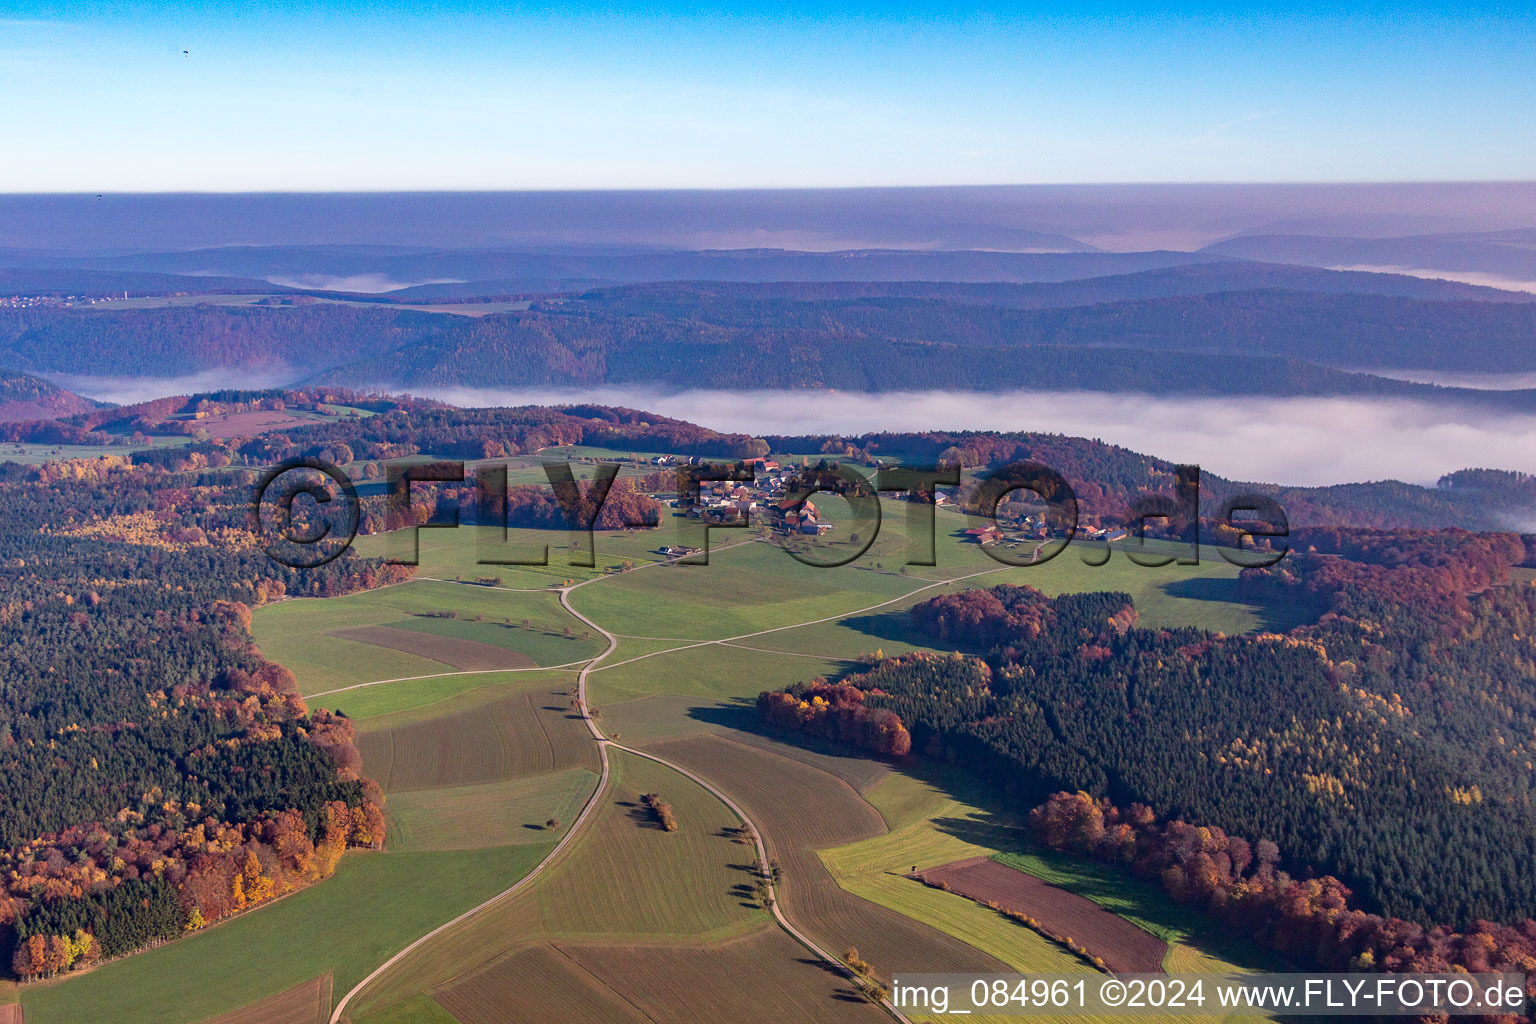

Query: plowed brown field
329;626;535;671
197;974;330;1024
438;930;887;1024
921;857;1167;973
359;691;597;792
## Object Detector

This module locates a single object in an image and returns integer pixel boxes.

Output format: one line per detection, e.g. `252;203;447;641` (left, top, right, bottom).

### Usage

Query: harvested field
342;752;767;1017
436;944;651;1024
390;615;603;667
0;1006;19;1024
724;728;892;793
386;768;598;851
198;974;330;1024
564;928;888;1024
645;734;1011;978
529;752;764;939
359;691;597;792
599;696;896;793
193;410;318;438
921;857;1168;974
328;625;535;671
438;931;886;1024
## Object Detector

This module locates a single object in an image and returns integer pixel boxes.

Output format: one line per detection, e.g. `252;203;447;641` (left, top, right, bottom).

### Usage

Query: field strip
325;630;617;1023
717;641;861;661
416;576;569;592
306;663;586;699
588;560;1020;674
610;632;708;641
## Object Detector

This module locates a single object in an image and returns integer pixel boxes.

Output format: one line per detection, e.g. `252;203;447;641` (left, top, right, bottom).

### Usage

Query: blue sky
1;2;1532;190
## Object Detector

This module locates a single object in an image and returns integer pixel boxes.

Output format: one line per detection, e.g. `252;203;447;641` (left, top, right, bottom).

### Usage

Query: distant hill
556;285;1536;372
305;322;1536;414
7;285;1536;401
558;261;1534;310
0;304;451;377
10;244;1226;292
1201;230;1536;290
20;239;1533;302
0;267;287;298
0;369;100;422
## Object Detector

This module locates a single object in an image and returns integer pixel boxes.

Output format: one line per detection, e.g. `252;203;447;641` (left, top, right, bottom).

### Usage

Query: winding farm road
326;540;1015;1022
558;572;914;1023
325;603;620;1024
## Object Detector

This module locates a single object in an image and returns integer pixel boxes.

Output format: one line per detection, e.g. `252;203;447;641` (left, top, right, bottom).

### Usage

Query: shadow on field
1159;577;1316;632
841;609;995;658
685;701;900;785
930;812;1025;856
684;700;759;732
617;799;668;831
838;609;924;646
716;714;1300;985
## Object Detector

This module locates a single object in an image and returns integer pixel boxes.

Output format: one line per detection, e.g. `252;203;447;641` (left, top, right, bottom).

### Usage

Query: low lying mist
44;370;299;406
410;385;1536;488
1362;367;1536;391
1331;264;1536;295
262;274;463;293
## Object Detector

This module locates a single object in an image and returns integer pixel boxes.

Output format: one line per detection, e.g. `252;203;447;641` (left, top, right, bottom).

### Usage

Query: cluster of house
0;292;139;308
1;295;76;308
963;519;1128;546
645;455;1147;553
663;456;839;536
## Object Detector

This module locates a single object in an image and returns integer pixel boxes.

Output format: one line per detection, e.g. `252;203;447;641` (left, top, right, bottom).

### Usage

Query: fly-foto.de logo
251;457;1288;572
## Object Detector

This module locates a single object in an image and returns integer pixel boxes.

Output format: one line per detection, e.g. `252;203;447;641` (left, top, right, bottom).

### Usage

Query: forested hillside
0;456;402;978
5;281;1536;396
561;263;1536;313
0;304;449;376
0;369;98;422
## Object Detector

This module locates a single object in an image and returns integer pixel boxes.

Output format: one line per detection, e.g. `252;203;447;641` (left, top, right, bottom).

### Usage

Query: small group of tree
843;946;887;1004
757;680;911;757
639;793;677;832
747;856;778;908
11;930;98;979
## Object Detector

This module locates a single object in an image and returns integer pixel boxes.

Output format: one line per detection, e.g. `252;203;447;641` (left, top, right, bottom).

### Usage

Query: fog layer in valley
411;386;1536;488
49;371;1536;488
1332;264;1536;295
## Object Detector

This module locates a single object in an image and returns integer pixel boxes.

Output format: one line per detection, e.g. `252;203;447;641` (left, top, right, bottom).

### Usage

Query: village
639;454;1131;562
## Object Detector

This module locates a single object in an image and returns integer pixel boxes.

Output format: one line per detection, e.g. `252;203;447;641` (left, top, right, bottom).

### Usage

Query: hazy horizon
4;185;1536;254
